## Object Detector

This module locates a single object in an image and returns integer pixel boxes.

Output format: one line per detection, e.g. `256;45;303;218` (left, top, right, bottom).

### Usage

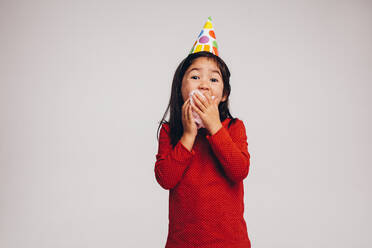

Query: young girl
154;17;251;248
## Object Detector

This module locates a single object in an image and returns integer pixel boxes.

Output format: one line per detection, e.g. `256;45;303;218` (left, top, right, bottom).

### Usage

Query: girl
154;18;251;248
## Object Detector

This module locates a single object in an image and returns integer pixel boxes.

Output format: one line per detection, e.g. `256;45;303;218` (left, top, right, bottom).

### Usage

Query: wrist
180;133;196;152
182;132;196;141
208;123;223;136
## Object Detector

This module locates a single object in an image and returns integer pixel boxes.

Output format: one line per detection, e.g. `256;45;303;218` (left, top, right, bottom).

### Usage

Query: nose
198;79;211;92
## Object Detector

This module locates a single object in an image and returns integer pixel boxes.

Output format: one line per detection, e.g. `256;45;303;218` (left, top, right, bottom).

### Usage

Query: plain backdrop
1;0;371;247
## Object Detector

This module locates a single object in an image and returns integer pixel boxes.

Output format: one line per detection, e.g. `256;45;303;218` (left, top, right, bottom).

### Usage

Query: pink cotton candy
189;89;215;129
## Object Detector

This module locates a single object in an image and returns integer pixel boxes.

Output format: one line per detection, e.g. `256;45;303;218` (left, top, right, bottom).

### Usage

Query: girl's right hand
182;98;197;137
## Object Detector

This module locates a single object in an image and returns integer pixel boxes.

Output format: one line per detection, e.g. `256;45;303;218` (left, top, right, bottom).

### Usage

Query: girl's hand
191;92;222;135
182;98;198;138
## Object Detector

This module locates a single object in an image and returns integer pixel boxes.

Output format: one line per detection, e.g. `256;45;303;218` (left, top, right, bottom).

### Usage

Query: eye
210;78;219;83
191;76;199;80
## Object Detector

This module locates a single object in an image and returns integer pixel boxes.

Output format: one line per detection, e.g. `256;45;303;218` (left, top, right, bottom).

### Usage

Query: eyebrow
188;67;222;77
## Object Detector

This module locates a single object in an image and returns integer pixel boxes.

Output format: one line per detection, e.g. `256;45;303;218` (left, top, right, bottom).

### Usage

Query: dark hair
157;51;237;147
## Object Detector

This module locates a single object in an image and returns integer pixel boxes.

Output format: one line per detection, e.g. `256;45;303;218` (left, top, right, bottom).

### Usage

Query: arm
206;119;250;183
154;124;196;190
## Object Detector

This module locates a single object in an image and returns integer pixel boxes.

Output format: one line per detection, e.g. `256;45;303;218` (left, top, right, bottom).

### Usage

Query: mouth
189;89;203;97
189;89;213;98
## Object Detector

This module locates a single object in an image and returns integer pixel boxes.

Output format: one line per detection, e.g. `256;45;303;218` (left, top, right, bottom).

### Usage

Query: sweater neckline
197;118;231;136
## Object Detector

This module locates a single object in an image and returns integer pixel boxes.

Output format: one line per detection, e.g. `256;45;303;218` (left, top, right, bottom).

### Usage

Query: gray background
1;0;371;247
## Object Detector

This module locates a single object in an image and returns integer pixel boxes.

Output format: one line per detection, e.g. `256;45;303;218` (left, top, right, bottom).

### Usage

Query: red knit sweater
154;118;251;248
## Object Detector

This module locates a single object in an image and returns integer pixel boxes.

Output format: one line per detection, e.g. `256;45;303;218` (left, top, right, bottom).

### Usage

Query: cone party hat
189;16;219;56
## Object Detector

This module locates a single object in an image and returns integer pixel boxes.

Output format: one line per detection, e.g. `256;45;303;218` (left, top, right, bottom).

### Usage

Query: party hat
189;16;219;56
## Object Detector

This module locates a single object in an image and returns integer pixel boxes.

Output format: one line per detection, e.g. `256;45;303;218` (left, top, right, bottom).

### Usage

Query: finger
184;101;187;121
183;99;189;121
188;101;193;122
188;102;192;122
186;100;191;121
191;101;202;116
196;93;209;108
192;94;207;111
205;92;212;104
182;99;187;111
183;98;190;107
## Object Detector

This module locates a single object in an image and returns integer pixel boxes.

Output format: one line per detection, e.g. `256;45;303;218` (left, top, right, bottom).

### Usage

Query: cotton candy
189;89;215;129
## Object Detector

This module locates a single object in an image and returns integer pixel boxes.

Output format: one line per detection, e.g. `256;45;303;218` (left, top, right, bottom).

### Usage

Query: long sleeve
205;119;250;183
154;124;196;190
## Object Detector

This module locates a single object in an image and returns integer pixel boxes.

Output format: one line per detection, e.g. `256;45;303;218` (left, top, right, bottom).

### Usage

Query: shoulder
160;121;170;134
226;118;248;140
226;117;246;130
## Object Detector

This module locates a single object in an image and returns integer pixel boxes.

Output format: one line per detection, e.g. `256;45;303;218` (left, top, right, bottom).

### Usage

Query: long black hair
157;51;237;147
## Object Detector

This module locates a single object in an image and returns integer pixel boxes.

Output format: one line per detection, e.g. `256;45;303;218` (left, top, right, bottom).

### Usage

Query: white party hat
189;16;219;56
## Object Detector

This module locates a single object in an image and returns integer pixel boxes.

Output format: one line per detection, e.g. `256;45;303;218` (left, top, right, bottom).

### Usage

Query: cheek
182;81;197;94
181;80;195;100
212;85;224;98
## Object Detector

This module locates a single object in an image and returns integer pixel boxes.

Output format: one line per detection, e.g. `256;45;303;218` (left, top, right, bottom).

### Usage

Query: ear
221;92;228;103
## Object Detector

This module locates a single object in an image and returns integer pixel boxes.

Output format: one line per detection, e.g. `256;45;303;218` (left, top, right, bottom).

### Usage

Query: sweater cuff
173;140;195;162
205;125;227;142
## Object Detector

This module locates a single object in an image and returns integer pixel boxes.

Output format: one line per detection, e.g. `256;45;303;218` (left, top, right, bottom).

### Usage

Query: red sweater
154;118;251;248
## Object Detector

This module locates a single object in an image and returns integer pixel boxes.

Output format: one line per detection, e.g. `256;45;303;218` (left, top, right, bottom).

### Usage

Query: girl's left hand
191;92;223;135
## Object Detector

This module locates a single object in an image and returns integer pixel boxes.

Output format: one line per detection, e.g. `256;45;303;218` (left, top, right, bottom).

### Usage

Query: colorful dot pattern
190;16;219;57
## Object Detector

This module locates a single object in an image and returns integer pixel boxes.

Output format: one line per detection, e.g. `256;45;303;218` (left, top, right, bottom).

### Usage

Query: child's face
181;57;227;104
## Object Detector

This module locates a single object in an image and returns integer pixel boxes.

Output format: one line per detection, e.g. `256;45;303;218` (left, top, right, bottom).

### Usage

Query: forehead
187;57;221;74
